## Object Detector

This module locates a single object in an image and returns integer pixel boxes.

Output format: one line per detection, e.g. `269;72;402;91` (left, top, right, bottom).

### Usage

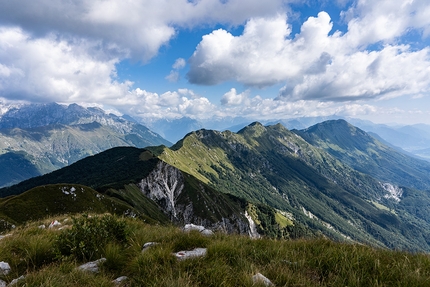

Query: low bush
55;214;128;261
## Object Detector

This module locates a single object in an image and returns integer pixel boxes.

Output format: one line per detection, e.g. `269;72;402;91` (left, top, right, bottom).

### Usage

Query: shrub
56;214;128;261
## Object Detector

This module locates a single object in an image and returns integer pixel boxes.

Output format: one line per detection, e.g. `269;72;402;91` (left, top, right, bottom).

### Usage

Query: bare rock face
139;161;185;219
139;161;251;235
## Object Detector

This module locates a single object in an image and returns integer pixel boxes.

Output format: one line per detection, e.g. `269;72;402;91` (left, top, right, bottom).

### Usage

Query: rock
200;229;214;236
0;262;10;275
112;276;128;285
142;242;159;252
183;224;214;236
0;279;6;287
174;248;207;260
184;224;205;232
77;258;106;273
252;273;274;286
48;220;62;228
58;225;70;230
8;275;25;286
0;234;11;241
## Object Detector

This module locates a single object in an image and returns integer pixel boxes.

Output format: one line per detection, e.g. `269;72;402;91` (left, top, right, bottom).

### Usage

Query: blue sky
0;0;430;125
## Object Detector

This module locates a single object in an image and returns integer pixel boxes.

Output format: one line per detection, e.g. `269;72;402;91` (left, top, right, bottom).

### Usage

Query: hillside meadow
0;214;429;286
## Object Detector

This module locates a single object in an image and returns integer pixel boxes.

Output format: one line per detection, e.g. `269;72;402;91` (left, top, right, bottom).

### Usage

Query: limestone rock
8;275;25;286
0;262;10;275
112;276;128;285
174;248;207;260
77;258;106;273
142;242;159;252
48;220;62;228
0;234;11;241
252;273;274;286
183;224;214;236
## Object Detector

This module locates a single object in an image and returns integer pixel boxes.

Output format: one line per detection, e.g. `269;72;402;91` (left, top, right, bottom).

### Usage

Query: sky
0;0;430;125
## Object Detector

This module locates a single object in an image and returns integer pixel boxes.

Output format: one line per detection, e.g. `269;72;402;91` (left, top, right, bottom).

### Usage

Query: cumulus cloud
0;0;289;61
188;0;430;102
0;27;131;104
124;88;218;120
221;88;250;106
166;58;186;82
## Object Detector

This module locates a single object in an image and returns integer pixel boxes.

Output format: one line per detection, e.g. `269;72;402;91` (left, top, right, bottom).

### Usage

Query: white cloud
0;0;289;62
0;27;131;104
166;58;186;82
165;71;180;83
188;6;430;102
125;88;218;120
221;88;250;106
173;58;186;70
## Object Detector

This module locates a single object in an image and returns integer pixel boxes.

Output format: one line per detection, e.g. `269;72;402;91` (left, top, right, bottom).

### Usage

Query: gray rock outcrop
174;248;207;260
77;258;106;273
252;273;274;286
0;262;10;275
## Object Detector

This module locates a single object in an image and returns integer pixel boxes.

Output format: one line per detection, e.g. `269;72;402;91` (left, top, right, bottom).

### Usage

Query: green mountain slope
0;147;271;236
0;184;141;226
293;119;430;190
0;152;40;187
3;122;430;251
153;122;430;251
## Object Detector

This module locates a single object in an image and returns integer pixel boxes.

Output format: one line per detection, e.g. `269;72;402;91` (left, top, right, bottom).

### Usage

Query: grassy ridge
1;214;430;286
0;184;138;227
294;119;430;190
157;123;430;251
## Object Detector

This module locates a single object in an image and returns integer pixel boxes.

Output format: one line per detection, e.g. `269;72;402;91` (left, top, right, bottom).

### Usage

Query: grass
0;214;430;286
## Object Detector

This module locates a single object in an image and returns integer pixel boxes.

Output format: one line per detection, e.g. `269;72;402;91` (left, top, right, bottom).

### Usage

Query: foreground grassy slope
1;214;430;287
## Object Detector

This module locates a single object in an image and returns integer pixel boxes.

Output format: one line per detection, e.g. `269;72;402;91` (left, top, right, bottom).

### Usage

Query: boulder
252;273;274;286
112;276;128;285
200;229;214;236
0;234;11;241
0;279;6;287
174;248;207;260
0;262;10;275
183;224;205;232
77;258;106;273
8;275;25;286
142;242;159;252
48;220;62;228
183;224;214;236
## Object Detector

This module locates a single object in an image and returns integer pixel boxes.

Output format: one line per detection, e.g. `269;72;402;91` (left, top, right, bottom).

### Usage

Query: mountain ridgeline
0;103;171;187
2;120;430;252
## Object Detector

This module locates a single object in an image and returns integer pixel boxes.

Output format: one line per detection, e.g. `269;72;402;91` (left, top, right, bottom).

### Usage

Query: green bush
56;214;128;261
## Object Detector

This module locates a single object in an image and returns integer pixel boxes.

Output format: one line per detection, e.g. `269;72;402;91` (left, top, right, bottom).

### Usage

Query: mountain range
0;103;171;187
144;115;430;162
3;115;430;252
